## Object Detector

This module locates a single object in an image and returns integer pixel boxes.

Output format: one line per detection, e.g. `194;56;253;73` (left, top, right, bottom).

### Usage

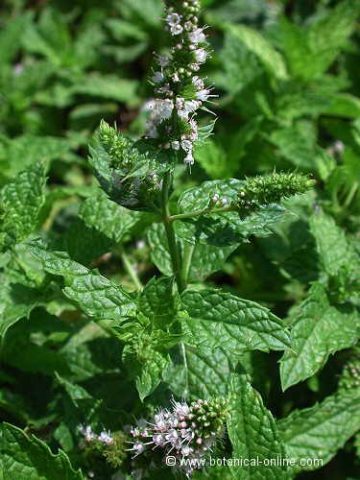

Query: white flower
196;89;214;102
194;48;208;63
173;401;190;417
189;28;206;44
181;445;193;456
132;442;145;456
171;24;184;35
189;119;198;141
153;434;166;447
184;151;195;166
192;76;205;90
152;71;164;83
166;13;182;26
181;139;193;152
171;141;180;150
177;99;201;120
98;431;113;445
157;55;170;67
79;425;96;442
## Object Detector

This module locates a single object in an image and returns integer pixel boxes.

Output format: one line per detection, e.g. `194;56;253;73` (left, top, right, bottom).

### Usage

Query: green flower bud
89;121;164;212
237;172;314;215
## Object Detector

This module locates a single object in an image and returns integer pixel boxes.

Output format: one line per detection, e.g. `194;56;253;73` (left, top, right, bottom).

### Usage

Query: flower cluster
79;425;115;447
128;398;227;476
78;425;127;469
145;0;214;167
91;121;163;212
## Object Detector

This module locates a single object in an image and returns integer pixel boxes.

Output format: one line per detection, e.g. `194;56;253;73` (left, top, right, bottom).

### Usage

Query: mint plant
0;1;359;480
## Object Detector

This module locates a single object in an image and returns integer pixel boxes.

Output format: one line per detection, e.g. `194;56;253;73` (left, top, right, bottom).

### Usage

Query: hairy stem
162;171;186;292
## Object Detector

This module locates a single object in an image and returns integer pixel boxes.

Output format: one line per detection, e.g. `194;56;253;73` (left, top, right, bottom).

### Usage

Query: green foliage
278;387;360;472
1;423;83;480
0;164;47;245
227;375;288;479
182;288;290;354
280;283;359;390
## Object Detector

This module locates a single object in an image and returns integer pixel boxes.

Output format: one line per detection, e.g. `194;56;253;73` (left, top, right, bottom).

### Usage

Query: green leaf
194;139;238;179
27;242;136;327
269;121;316;169
79;191;143;244
0;283;42;338
0;135;73;179
123;340;170;401
225;24;288;81
278;387;360;472
227;375;288;479
147;223;237;281
182;288;290;354
310;210;357;277
165;342;233;400
73;74;139;106
136;349;170;401
277;1;358;80
0;164;47;243
1;423;83;480
280;283;359;390
176;179;287;246
139;277;177;328
55;373;93;407
0;14;31;66
306;0;358;77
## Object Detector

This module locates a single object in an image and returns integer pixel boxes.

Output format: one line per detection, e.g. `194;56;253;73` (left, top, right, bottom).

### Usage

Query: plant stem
169;205;235;222
120;250;143;291
181;242;195;285
162;170;186;292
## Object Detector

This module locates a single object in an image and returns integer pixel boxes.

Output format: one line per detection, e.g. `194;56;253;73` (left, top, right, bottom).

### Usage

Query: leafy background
0;0;359;479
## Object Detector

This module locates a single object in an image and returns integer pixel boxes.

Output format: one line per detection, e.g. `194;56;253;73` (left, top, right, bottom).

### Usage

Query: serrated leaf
310;210;357;277
1;423;83;480
136;349;170;401
73;74;139;105
269;121;316;169
176;179;287;246
280;283;359;390
139;277;177;328
0;283;42;338
165;342;233;400
0;164;47;243
27;242;136;327
195;139;237;179
182;288;290;354
278;387;360;472
227;375;288;480
225;24;288;81
79;191;143;243
147;222;237;281
0;135;73;179
277;1;358;80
